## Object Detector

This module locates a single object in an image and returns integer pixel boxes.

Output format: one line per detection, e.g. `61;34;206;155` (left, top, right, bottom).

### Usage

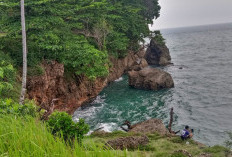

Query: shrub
47;111;89;143
0;99;38;117
0;52;16;97
151;30;166;46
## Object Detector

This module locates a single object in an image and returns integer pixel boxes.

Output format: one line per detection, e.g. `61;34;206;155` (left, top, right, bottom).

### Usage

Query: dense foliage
0;0;160;79
47;111;89;143
0;98;38;117
0;52;16;97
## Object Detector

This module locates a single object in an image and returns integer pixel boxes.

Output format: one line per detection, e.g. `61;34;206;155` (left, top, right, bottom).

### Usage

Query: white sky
150;0;232;30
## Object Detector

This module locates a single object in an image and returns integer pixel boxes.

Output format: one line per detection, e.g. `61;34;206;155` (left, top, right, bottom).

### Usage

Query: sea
73;23;232;146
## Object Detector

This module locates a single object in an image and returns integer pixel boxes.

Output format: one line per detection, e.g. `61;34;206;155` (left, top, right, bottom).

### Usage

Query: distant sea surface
73;23;232;146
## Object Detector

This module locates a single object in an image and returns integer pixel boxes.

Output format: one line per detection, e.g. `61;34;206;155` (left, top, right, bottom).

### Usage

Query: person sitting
181;125;193;140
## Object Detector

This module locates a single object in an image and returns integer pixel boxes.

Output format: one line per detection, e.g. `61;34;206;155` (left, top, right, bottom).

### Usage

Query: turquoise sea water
73;23;232;146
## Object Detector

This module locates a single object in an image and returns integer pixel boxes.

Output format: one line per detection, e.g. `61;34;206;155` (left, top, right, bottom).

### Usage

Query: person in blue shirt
181;125;193;140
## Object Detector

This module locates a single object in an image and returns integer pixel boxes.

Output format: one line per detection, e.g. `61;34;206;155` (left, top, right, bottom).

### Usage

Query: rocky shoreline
27;39;174;114
90;118;217;157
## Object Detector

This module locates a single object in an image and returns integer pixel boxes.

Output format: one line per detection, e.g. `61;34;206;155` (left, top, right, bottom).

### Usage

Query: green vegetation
225;132;232;149
27;65;45;76
0;52;18;98
0;33;6;38
0;99;125;156
151;30;166;46
47;111;89;143
0;1;231;156
0;0;160;79
203;145;230;157
0;114;127;157
0;98;231;156
88;131;231;157
0;98;37;117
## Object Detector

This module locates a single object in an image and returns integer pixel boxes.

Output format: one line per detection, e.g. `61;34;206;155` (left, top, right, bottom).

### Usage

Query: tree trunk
19;0;27;105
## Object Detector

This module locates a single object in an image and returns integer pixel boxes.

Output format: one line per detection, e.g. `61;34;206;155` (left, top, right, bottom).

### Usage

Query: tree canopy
0;0;160;79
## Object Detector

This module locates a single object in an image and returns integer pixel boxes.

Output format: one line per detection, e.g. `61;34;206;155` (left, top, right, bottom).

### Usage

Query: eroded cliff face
27;50;147;114
27;61;107;114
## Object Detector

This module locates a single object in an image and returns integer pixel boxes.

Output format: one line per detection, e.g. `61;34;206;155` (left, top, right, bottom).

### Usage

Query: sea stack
128;67;174;91
145;38;172;66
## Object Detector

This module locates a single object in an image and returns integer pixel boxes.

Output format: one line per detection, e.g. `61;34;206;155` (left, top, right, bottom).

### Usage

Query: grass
0;114;127;157
0;114;231;157
0;33;6;38
203;145;230;157
85;131;231;157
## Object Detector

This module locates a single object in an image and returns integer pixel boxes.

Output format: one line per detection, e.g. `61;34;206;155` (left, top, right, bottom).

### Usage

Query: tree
19;0;27;105
0;0;161;79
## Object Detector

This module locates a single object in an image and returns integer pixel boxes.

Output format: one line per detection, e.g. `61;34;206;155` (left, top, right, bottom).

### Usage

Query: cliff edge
27;50;148;114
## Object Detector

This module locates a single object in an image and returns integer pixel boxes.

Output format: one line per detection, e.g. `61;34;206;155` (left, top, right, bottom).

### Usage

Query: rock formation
145;39;171;66
106;118;169;150
128;67;174;90
128;118;170;135
27;50;148;114
107;50;148;82
106;135;149;150
27;61;107;114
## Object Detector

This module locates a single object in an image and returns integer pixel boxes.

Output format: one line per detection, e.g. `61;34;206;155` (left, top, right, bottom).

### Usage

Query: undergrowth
0;114;126;157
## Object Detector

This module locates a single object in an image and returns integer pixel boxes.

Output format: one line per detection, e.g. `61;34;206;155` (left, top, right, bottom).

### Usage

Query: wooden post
168;107;174;133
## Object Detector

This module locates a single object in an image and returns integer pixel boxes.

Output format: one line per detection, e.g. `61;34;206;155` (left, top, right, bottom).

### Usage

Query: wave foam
115;77;123;82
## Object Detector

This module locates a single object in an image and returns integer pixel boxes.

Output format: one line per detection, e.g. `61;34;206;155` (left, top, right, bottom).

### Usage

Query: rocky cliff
27;50;148;114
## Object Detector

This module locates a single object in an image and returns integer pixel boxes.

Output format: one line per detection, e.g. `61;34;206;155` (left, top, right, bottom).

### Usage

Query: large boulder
128;67;174;90
129;119;169;135
145;39;171;66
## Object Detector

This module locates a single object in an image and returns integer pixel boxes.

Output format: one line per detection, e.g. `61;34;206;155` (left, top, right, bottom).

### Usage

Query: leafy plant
151;30;166;46
0;98;38;117
47;111;89;143
0;52;16;97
